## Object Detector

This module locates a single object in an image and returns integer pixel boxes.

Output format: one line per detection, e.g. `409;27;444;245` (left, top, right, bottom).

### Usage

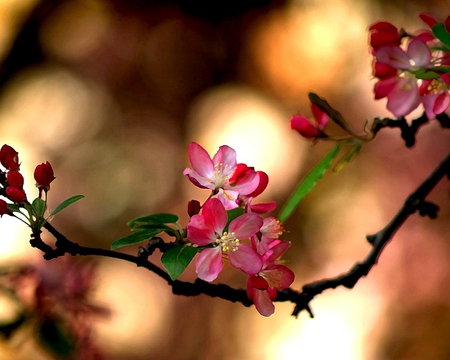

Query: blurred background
0;0;450;359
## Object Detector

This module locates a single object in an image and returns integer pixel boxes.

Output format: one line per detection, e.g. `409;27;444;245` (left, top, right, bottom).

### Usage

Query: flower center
215;231;240;253
213;163;234;189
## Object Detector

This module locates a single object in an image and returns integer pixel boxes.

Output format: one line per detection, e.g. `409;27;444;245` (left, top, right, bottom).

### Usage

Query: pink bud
187;200;201;217
34;162;55;192
6;170;24;187
0;144;19;171
290;115;322;138
6;186;27;203
418;12;438;28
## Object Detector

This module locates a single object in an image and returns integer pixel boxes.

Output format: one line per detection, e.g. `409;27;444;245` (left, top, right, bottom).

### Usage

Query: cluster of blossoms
183;142;295;316
0;144;55;216
370;13;450;118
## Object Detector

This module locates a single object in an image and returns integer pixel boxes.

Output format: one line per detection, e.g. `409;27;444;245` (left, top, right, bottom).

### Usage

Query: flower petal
212;145;237;177
187;215;216;246
252;289;275;317
407;39;431;67
187;142;214;178
311;103;329;130
202;198;227;234
228;243;262;275
195;247;223;282
387;78;421;117
375;46;411;70
229;213;263;238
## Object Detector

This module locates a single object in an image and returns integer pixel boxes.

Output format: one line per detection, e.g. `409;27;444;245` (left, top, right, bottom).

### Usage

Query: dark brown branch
12;147;450;317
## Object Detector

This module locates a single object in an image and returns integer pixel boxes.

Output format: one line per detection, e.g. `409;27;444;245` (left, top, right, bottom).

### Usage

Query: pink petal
387;78;421;117
217;188;240;210
407;39;431;67
202;198;227;234
188;142;214;178
433;92;450;115
187;215;216;246
290;115;321;138
195;247;223;282
212;145;237;177
230;170;259;196
252;289;275;317
183;168;215;190
311;103;329;130
418;12;438;28
422;93;439;120
375;46;411;70
263;265;295;289
249;201;277;214
266;240;291;262
247;171;269;198
228;243;262;275
229;213;263;238
373;77;397;99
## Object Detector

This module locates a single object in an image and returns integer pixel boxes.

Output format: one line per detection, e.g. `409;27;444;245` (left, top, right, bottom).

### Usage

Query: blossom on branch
0;144;19;171
290;103;329;139
34;161;56;194
247;240;295;316
0;199;8;216
183;142;263;209
187;198;263;281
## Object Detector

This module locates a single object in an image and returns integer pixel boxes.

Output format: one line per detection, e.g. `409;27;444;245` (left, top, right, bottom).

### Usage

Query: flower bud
6;170;24;187
34;161;55;192
187;200;201;217
290;115;322;138
0;199;8;216
6;186;27;203
0;144;19;170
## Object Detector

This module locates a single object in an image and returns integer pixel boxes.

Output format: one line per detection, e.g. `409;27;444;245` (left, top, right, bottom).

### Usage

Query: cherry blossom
183;142;261;209
290;103;329;139
247;240;295;316
187;198;263;282
34;161;56;194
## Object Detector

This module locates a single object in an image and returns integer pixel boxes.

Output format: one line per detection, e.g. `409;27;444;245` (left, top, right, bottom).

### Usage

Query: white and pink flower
187;198;263;282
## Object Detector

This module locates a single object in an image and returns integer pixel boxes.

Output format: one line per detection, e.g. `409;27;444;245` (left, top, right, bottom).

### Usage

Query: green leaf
6;204;21;212
49;195;85;217
333;142;363;173
128;213;179;228
410;68;441;80
133;223;177;236
279;143;342;222
32;198;46;219
161;244;197;280
110;228;165;250
308;92;359;137
432;24;450;49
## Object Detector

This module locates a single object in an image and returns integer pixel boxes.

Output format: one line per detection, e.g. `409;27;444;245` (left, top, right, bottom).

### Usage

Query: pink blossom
187;198;263;281
291;103;329;139
183;142;260;209
247;240;295;316
419;79;450;119
252;216;284;255
374;39;431;116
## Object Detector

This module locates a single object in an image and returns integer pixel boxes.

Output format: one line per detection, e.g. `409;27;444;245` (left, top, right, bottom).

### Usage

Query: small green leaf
49;195;84;217
32;198;46;219
432;24;450;49
110;229;165;250
6;204;21;212
128;213;179;228
161;244;197;280
333;142;363;173
410;68;441;80
133;223;177;237
308;92;359;137
279;143;342;222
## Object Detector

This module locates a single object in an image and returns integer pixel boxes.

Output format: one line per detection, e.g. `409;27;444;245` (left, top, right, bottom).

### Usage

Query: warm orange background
0;0;450;359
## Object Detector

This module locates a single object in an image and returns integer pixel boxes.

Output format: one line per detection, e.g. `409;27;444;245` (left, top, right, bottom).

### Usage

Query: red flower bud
34;161;55;192
445;16;450;34
0;199;8;216
187;200;201;217
6;170;24;187
368;21;401;50
0;144;19;170
6;186;27;203
290;115;322;138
